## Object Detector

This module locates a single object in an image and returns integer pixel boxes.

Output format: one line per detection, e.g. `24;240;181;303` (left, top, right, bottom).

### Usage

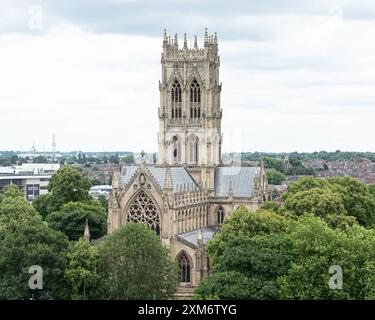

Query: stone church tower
157;29;222;191
107;29;268;297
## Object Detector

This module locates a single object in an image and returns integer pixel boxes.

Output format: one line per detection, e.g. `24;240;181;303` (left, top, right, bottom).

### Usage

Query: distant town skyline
1;1;375;152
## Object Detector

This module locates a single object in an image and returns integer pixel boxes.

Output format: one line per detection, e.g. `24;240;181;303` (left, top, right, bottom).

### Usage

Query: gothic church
108;29;268;296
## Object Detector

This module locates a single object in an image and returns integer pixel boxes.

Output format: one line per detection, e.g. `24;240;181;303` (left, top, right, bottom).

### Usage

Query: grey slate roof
177;227;216;248
121;166;197;192
214;166;260;197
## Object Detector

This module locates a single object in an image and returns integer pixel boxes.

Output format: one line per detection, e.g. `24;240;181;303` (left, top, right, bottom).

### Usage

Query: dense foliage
96;223;178;300
197;176;375;300
46;201;107;241
0;185;178;300
0;185;69;299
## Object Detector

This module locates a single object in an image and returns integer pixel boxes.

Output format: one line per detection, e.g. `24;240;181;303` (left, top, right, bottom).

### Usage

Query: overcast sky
1;0;375;153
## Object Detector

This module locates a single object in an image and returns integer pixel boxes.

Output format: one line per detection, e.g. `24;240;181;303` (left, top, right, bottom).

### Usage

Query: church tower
157;29;222;190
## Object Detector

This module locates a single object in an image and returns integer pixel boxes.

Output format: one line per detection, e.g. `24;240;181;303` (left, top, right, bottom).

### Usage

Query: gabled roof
214;166;260;197
120;165;198;193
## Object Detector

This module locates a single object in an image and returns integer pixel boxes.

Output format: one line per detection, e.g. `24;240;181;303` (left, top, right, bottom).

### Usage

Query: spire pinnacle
163;29;168;47
228;180;233;197
112;166;121;189
183;33;188;49
163;165;173;191
84;219;90;241
194;35;198;49
204;28;208;44
174;33;178;49
197;229;203;247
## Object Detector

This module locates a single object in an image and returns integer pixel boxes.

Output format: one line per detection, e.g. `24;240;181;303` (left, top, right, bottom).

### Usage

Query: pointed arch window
171;80;182;119
127;191;160;235
217;206;225;225
190;79;201;119
189;135;199;164
172;136;181;163
177;251;191;283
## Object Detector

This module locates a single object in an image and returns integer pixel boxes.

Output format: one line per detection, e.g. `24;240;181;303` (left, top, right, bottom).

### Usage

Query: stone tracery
127;191;160;235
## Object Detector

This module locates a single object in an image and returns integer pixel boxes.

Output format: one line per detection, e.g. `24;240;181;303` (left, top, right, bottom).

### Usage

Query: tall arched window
171;80;182;119
177;251;191;283
190;79;201;119
217;206;225;225
189;135;199;164
172;136;181;163
127;191;160;235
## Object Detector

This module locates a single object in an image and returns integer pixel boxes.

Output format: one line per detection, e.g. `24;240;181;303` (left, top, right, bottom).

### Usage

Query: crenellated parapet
161;29;219;64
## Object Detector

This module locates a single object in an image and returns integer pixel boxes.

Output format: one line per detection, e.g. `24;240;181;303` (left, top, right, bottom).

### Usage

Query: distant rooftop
0;163;60;176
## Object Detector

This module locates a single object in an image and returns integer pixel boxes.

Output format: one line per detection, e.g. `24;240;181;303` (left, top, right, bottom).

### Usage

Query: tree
326;177;375;227
0;189;69;299
97;195;108;211
64;238;100;300
0;186;43;233
283;187;348;220
266;169;285;185
284;176;327;198
210;233;294;299
284;176;375;228
33;155;49;163
32;194;53;220
2;184;24;198
90;179;102;186
47;165;92;212
207;206;289;263
369;184;375;198
0;222;69;299
278;215;375;299
97;223;177;299
47;201;107;241
195;271;252;300
260;201;280;213
201;206;293;300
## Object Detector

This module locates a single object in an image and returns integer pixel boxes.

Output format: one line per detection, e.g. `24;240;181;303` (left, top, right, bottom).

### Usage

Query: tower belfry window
190;79;201;119
171;80;182;119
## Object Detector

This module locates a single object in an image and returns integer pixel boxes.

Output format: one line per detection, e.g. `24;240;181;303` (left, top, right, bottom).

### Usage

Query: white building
0;163;60;201
89;185;112;199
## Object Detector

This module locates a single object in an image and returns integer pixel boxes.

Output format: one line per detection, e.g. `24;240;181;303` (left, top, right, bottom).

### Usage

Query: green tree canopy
207;206;289;263
266;169;285;185
47;165;92;212
278;215;375;299
195;271;253;300
47;201;107;241
283;187;349;221
32;194;53;220
0;192;69;299
64;238;100;300
284;176;375;227
2;184;24;198
97;223;177;300
0;187;43;233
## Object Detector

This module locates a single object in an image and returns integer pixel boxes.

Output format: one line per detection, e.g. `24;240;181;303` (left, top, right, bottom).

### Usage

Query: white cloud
1;4;375;152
